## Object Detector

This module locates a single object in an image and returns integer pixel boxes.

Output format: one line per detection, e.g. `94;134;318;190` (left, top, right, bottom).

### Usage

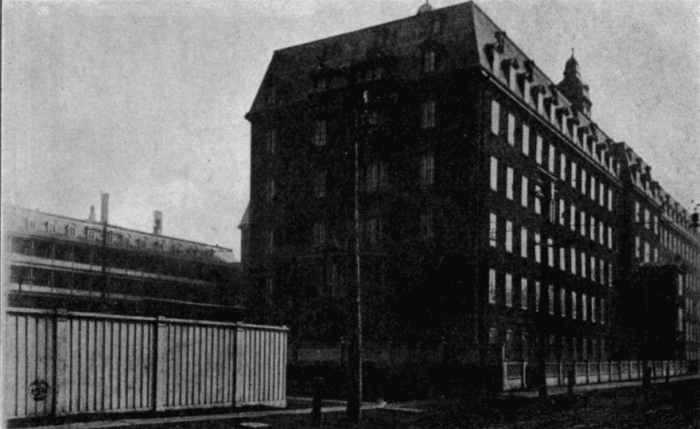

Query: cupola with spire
557;49;592;117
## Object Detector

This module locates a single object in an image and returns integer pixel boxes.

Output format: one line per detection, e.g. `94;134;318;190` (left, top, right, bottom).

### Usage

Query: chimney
153;211;163;235
101;193;109;224
88;206;96;222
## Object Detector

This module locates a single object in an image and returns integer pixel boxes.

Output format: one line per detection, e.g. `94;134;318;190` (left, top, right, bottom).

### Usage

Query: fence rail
3;308;288;420
502;359;690;391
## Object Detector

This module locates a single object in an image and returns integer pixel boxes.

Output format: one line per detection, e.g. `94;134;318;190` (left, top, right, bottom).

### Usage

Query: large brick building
243;1;699;366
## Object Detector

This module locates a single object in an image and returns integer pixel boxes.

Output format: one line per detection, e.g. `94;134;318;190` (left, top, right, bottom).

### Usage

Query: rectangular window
599;220;604;244
266;229;274;253
644;209;650;229
423;51;436;72
365;218;380;244
314;121;327;146
506;167;514;200
581;168;587;196
314;171;326;198
590;216;596;241
266;179;275;203
505;273;513;307
421;101;436;129
590;175;596;201
490;157;498;191
489;269;497;304
266;129;276;154
635;201;640;223
490;213;497;247
421;154;435;186
548;285;554;315
534;192;541;214
522;124;530;155
505;220;513;253
608;226;613;249
580;211;586;236
571;247;577;275
582;293;588;321
536;135;543;165
572;291;577;319
607;189;613;211
608;263;613;287
591;297;597;323
491;100;500;135
644;241;650;263
570;204;576;232
560;247;566;271
581;251;587;278
561;288;567;317
421;212;434;240
535;281;541;312
559;199;566;225
635;236;641;258
507;114;515;146
521;278;528;310
521;176;528;207
548;146;555;173
313;222;326;244
489;328;497;344
534;233;542;263
520;227;528;258
591;256;596;282
601;298;605;324
560;153;567;181
599;182;605;206
548;238;554;267
571;162;578;190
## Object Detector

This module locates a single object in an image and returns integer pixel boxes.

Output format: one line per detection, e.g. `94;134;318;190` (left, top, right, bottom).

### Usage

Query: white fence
3;308;287;420
503;360;689;391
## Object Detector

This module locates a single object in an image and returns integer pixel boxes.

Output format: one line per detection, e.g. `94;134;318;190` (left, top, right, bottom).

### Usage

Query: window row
489;327;608;362
490;103;614;212
490;157;614;219
488;268;607;324
490;214;614;286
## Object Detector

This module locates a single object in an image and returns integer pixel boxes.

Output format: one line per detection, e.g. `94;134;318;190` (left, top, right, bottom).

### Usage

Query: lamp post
346;93;366;423
534;171;554;397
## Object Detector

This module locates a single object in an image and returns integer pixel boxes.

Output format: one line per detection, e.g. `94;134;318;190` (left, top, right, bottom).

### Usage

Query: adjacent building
4;202;241;320
243;1;699;366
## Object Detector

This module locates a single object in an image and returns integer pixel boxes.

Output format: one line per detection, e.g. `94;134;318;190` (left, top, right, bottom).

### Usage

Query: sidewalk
506;373;700;398
27;401;395;429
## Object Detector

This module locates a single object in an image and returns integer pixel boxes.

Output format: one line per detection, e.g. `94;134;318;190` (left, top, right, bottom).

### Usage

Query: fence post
154;317;168;411
53;310;70;416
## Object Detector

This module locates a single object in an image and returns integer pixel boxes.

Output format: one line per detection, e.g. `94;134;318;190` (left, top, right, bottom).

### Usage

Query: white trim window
522;124;530;155
490;157;498;191
507;114;515;146
491;100;500;135
489;269;497;304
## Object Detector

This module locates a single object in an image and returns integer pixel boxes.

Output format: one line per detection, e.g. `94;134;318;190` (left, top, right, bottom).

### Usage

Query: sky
3;0;699;261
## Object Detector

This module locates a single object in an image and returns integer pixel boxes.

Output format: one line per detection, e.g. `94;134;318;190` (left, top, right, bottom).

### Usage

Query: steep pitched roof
247;1;481;115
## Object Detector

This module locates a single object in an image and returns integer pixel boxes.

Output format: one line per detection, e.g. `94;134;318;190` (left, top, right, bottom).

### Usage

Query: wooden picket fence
3;308;287;420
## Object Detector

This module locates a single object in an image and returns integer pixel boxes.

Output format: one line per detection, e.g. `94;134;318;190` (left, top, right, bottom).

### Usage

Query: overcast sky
3;0;699;260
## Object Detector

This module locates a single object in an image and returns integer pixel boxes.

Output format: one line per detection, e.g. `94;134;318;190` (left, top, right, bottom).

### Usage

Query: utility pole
534;171;553;397
347;100;364;423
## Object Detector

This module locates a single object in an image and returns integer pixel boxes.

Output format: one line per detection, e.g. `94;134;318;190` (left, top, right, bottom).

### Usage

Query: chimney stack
101;193;109;224
88;206;96;222
153;211;163;235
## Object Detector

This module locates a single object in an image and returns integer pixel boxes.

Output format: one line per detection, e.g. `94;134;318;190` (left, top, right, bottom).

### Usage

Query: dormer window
46;222;57;234
65;224;76;237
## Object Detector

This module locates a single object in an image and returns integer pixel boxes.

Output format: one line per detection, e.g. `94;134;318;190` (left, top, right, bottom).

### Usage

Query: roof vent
417;1;433;14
